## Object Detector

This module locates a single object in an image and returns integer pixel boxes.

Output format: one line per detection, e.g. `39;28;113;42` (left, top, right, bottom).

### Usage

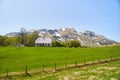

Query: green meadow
7;61;120;80
0;46;120;74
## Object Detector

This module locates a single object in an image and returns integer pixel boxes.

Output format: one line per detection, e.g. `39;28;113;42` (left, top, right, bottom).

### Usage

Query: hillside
5;27;118;46
5;61;120;80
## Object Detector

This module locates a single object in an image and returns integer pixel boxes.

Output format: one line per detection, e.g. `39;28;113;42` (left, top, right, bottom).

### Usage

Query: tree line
0;28;39;47
52;40;81;48
0;28;81;47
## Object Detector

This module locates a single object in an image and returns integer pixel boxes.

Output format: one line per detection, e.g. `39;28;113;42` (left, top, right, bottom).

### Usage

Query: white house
35;37;52;46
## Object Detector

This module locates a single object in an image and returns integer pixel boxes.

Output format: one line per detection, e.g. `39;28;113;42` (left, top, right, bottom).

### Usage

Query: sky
0;0;120;41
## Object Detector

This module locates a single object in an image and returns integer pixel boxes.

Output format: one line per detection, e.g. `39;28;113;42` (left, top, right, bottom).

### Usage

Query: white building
35;37;52;46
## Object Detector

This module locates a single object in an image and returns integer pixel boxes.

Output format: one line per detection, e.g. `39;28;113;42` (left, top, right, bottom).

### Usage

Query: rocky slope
5;27;117;46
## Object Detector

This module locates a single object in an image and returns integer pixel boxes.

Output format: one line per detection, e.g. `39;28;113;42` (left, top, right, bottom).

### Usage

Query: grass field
0;46;120;74
17;61;120;80
4;61;119;80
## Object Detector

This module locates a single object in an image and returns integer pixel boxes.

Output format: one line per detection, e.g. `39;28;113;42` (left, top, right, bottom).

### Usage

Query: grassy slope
2;60;120;80
0;47;120;73
27;61;120;80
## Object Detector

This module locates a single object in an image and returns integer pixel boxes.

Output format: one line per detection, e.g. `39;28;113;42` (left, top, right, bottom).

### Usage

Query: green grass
0;46;120;73
40;61;120;80
2;60;120;80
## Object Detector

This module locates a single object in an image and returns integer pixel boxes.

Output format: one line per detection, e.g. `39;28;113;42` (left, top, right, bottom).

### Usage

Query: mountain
81;31;117;46
5;32;19;37
5;27;118;46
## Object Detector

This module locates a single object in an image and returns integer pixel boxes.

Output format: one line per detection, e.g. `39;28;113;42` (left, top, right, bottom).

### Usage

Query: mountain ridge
5;27;118;46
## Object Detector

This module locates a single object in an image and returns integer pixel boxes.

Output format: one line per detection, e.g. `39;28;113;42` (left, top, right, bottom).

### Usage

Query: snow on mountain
5;32;19;37
60;28;66;31
28;29;37;33
5;27;118;46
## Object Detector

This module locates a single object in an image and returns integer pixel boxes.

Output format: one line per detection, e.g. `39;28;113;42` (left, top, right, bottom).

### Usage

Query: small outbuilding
35;37;52;46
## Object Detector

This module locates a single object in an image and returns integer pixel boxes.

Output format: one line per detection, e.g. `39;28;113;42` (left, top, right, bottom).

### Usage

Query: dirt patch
97;67;118;71
88;75;99;80
110;78;118;80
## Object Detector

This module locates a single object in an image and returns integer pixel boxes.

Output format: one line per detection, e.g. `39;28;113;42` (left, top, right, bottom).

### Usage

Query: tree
4;37;12;46
19;28;27;45
68;40;81;48
26;31;39;46
0;35;7;46
3;36;21;46
60;41;66;47
52;40;62;47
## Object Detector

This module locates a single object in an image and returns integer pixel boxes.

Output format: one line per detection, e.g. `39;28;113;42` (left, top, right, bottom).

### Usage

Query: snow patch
40;31;46;34
96;42;100;45
55;32;61;37
61;28;66;31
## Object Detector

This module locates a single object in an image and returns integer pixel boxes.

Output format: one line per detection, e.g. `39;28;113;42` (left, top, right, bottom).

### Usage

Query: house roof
35;37;52;44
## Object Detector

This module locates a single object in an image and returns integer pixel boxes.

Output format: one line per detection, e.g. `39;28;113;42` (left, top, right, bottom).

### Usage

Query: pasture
6;61;120;80
0;46;120;74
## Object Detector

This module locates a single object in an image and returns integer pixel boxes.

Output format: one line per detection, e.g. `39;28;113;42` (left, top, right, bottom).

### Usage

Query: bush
52;41;62;47
52;40;81;48
68;40;81;48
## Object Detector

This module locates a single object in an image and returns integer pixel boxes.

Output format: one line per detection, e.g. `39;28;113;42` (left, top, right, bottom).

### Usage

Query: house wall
35;37;52;47
35;43;52;47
